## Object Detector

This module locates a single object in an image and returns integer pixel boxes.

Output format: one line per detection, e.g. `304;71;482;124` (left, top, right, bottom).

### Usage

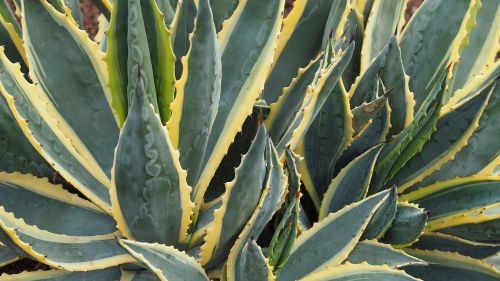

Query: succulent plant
0;0;498;280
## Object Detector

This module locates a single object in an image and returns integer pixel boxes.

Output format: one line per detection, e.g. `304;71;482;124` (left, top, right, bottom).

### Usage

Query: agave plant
0;0;498;280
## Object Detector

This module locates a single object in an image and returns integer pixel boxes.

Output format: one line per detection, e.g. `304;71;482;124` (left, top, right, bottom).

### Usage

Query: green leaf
0;47;112;213
190;199;222;247
0;0;26;71
404;249;500;281
370;71;448;194
411;82;500;189
267;57;322;146
360;0;406;71
0;95;53;177
225;240;273;281
388;84;495;193
400;0;473;110
411;232;500;259
269;199;299;272
263;0;348;104
127;0;159;113
111;73;193;247
382;203;427;247
0;172;116;236
22;0;119;178
319;145;383;219
225;139;286;279
297;263;419;281
448;61;499;108
199;125;268;267
346;240;425;268
335;102;390;173
438;217;500;243
107;0;176;125
120;270;160;281
141;0;176;122
350;38;415;136
277;44;355;154
209;0;238;31
351;90;388;134
0;268;122;281
0;207;134;271
156;0;175;25
297;81;353;209
119;239;209;281
401;177;500;222
0;242;19;267
168;0;221;187
194;0;285;205
451;0;499;92
105;0;128;124
171;0;196;61
341;10;363;89
276;190;391;281
362;187;397;240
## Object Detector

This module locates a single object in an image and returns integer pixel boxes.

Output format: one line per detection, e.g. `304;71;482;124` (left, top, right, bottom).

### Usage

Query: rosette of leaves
0;0;498;280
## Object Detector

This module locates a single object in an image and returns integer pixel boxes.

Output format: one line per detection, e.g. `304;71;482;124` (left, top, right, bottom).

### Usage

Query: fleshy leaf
346;240;426;268
167;0;221;187
0;207;134;271
319;145;383;219
276;190;391;281
111;73;194;247
404;249;500;281
119;239;209;281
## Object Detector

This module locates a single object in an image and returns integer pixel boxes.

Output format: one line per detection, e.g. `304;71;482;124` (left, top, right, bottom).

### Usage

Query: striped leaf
193;0;285;205
410;81;500;189
0;207;134;271
362;187;397;240
119;239;209;281
382;203;427;247
225;139;286;280
360;0;406;71
335;101;391;173
199;125;268;267
350;38;415;136
404;249;500;281
167;0;221;187
399;0;475;110
346;240;425;268
319;145;383;219
263;0;349;104
22;0;119;181
0;268;122;281
411;232;500;259
0;94;53;177
0;242;19;268
111;73;194;247
0;172;116;236
296;81;353;209
389;83;495;193
277;43;355;154
451;0;500;93
400;177;500;222
298;263;419;281
106;0;176;125
276;190;391;281
370;71;448;194
0;45;112;213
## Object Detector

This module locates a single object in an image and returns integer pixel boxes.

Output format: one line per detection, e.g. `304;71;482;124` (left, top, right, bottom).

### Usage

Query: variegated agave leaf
0;0;498;279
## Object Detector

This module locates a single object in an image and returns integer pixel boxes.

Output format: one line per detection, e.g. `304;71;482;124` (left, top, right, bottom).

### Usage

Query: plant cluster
0;0;498;280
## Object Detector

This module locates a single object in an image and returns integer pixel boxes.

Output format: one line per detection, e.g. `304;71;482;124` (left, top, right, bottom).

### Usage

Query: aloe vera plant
0;0;498;280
